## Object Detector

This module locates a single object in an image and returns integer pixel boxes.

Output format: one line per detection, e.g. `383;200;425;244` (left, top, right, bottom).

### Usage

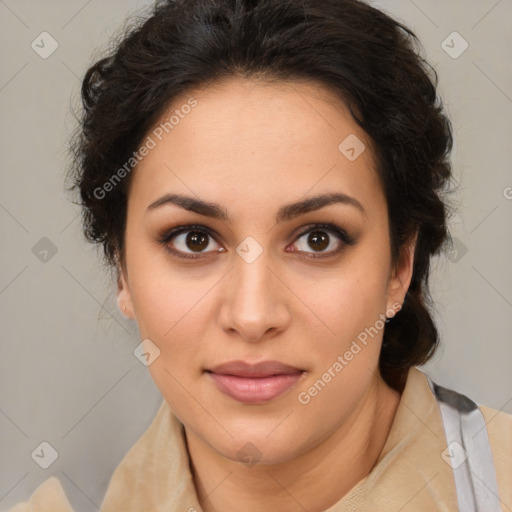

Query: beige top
5;367;512;512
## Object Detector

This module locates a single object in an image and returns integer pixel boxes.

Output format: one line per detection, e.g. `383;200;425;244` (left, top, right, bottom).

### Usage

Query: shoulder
479;404;512;505
100;399;201;511
413;368;512;506
4;477;73;512
479;403;512;439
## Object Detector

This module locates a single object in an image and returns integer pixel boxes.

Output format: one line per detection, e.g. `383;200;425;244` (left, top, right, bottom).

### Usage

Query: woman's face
118;77;414;464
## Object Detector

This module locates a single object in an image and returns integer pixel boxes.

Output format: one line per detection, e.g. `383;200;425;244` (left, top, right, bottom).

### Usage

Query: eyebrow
146;192;366;222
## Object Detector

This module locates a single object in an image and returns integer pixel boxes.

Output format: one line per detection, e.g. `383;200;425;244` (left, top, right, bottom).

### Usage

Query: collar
100;367;457;511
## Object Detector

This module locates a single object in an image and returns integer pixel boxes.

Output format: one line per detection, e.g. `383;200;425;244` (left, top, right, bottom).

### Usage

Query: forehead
157;76;367;157
128;76;383;217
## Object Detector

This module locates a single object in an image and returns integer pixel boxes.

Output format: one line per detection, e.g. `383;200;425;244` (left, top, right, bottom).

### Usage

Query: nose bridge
219;243;289;341
233;234;274;296
234;253;271;300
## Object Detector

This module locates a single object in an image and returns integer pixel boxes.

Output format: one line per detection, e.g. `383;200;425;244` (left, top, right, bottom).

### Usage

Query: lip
206;360;305;404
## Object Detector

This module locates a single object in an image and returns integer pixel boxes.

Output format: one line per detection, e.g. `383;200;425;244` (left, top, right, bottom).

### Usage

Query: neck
186;372;401;512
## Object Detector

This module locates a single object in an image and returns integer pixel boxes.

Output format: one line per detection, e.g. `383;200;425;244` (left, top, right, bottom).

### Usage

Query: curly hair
68;0;454;390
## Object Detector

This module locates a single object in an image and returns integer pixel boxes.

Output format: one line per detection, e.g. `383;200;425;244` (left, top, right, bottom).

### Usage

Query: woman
8;0;511;511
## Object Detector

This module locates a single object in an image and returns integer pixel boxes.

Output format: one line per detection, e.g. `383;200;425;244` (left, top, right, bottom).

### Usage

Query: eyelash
156;222;355;260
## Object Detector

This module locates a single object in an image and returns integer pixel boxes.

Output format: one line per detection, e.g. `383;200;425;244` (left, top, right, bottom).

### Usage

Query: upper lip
207;360;304;378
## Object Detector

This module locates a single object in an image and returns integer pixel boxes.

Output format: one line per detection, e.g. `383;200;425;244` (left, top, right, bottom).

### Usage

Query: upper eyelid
164;223;342;240
290;225;350;251
166;225;222;247
295;224;341;237
162;223;347;251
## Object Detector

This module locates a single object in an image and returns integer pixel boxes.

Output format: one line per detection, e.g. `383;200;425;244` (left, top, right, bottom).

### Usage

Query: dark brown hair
68;0;454;389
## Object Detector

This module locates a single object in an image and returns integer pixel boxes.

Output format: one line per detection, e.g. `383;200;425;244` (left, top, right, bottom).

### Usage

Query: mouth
205;360;306;404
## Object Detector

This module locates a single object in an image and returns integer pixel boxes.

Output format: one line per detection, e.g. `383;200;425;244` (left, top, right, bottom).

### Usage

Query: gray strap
427;377;504;512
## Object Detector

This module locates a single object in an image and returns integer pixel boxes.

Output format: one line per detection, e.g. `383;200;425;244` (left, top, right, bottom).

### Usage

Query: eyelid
157;222;354;259
288;223;355;257
156;224;223;260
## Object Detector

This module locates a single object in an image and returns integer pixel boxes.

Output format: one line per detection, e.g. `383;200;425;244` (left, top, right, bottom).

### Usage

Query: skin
117;76;416;512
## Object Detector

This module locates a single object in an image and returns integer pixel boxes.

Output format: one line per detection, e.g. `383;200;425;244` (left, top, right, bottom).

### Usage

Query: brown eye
289;224;353;257
160;226;225;258
186;231;210;252
307;231;330;252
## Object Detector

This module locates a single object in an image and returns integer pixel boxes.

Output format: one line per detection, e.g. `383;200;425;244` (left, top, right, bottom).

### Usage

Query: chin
218;436;304;467
200;416;310;466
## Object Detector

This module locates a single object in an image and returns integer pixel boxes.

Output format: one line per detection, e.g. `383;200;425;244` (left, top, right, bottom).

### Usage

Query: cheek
126;238;218;339
126;264;216;411
132;278;203;339
300;262;390;344
131;273;212;414
131;284;214;384
293;276;389;426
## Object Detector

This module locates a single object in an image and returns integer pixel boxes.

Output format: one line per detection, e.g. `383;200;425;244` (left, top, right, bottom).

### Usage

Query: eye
288;223;354;258
158;225;225;259
157;222;354;260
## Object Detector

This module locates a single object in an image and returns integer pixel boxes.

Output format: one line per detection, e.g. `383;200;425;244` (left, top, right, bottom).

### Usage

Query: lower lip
207;372;304;404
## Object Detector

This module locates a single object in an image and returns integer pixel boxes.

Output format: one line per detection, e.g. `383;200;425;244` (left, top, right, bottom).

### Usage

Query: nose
218;251;291;343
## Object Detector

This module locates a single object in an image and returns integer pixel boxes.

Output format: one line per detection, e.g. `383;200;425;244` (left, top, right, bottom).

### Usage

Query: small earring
385;303;402;321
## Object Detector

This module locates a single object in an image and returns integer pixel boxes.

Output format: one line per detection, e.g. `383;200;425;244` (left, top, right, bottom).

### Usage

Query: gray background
0;1;511;511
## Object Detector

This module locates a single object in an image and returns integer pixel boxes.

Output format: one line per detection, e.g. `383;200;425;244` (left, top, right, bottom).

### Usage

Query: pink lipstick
206;360;305;404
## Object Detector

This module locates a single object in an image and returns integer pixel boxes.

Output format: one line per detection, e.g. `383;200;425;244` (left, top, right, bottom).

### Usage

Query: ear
386;232;418;317
117;268;135;319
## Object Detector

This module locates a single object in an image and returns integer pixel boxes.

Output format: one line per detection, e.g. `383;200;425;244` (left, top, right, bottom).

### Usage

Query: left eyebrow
276;192;366;222
146;192;366;222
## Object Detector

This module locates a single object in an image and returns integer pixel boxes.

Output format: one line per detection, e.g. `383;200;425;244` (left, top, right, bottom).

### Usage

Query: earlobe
387;233;417;312
117;270;134;319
